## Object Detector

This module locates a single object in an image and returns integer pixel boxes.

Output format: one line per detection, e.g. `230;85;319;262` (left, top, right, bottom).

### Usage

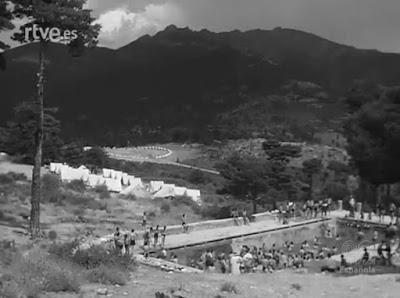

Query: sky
1;0;400;52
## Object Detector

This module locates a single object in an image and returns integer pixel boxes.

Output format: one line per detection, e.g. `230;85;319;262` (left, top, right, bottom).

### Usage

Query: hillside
1;26;400;144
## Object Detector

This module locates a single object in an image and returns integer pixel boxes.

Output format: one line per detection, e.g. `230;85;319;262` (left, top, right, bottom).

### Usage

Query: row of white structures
49;163;201;203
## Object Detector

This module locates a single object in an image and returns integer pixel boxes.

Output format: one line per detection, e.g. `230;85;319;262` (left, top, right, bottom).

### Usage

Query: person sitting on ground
321;253;338;272
340;254;347;268
362;247;369;263
280;251;288;269
171;254;178;263
318;249;325;260
204;249;214;271
373;230;379;242
313;236;320;249
332;246;338;254
243;249;254;273
289;241;294;252
159;248;167;259
283;241;289;250
294;254;304;268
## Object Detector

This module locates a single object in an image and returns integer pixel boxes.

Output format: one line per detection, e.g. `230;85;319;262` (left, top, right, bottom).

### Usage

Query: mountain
1;25;400;145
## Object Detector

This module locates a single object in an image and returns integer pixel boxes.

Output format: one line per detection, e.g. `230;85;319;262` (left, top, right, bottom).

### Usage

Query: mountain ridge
1;25;400;145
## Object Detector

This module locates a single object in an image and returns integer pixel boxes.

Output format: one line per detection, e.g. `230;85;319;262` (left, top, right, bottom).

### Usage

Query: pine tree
11;0;100;238
0;0;15;69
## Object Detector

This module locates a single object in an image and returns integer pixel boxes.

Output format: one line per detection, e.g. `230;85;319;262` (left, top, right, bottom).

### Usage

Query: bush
86;199;106;211
188;170;206;184
220;282;238;294
94;184;110;199
53;244;135;272
146;210;157;219
65;180;86;192
48;240;80;261
81;147;110;169
43;263;80;294
0;173;15;185
86;265;127;285
200;205;231;219
41;174;61;203
0;172;27;185
48;230;58;241
160;202;171;214
8;249;80;297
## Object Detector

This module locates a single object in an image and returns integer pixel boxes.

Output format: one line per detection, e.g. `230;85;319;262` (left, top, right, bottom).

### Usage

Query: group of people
190;233;343;274
113;227;137;255
302;198;332;219
375;202;400;224
231;208;250;225
275;198;332;225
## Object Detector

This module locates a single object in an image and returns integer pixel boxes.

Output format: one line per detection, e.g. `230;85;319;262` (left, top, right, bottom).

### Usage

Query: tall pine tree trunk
30;42;45;238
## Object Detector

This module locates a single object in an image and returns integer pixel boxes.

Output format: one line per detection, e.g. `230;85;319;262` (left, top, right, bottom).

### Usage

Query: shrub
160;202;171;214
0;172;27;186
86;199;106;211
200;205;231;219
291;283;302;291
81;147;110;169
66;245;135;272
147;210;157;219
48;240;80;261
8;249;80;297
43;263;80;293
188;170;206;184
65;180;86;192
61;191;89;206
0;281;20;298
123;194;137;201
86;265;127;285
220;282;238;294
41;174;61;203
48;230;58;241
0;173;15;185
94;184;110;199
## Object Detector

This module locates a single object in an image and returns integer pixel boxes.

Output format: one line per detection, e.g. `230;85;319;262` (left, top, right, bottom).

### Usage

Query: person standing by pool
181;213;188;232
142;212;147;227
129;229;137;250
123;234;130;255
161;225;167;247
153;225;159;247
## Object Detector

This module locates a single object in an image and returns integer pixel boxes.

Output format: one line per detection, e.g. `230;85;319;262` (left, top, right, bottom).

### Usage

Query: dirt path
45;266;400;298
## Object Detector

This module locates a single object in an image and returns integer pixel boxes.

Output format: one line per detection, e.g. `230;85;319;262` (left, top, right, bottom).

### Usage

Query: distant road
107;153;220;175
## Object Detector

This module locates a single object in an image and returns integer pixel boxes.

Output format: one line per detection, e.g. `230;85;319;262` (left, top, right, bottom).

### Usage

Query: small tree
216;154;273;213
1;101;63;163
0;0;15;69
11;0;100;238
302;158;323;200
